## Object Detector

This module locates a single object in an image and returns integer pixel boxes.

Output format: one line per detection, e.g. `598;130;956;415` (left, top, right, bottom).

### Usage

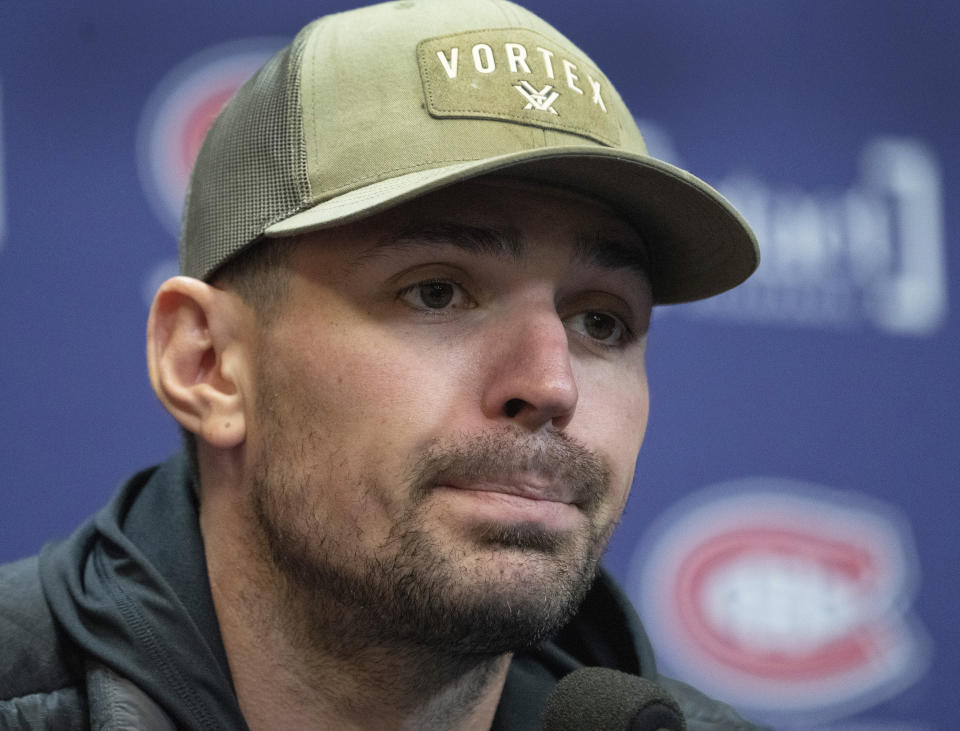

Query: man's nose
480;306;579;433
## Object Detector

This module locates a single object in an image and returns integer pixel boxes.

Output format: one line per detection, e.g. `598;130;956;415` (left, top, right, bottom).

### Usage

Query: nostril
503;398;526;418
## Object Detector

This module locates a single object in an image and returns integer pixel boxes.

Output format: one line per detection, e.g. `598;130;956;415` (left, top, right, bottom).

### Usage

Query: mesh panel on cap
180;29;311;280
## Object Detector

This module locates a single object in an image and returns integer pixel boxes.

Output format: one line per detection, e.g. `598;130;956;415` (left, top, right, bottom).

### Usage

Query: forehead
296;178;649;274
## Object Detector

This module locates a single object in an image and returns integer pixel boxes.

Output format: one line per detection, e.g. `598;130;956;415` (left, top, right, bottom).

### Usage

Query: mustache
408;428;609;513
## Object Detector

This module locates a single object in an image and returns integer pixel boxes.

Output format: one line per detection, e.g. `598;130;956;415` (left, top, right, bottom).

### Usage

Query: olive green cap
180;0;759;303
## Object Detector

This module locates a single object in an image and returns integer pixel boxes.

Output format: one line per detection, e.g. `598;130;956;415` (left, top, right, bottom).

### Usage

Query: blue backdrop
2;2;956;728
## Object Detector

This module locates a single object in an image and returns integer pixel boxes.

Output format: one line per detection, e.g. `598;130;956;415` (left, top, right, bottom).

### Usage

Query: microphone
542;667;686;731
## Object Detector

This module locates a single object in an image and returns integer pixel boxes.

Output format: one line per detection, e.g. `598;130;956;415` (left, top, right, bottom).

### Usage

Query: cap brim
264;147;759;304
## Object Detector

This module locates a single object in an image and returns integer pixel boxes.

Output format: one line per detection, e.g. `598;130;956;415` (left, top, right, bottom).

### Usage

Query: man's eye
566;311;630;346
398;280;472;311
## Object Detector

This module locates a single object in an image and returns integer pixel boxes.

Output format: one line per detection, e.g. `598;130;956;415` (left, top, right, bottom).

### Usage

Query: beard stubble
248;357;620;661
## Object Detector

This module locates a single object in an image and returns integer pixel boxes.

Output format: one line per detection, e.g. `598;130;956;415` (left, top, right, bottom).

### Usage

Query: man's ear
147;276;249;450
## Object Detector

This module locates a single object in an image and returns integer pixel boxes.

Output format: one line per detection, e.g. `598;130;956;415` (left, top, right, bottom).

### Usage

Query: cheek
573;364;650;491
317;338;472;438
264;321;474;483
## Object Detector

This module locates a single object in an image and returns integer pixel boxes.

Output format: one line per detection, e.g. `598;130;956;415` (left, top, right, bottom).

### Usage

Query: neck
201;498;510;731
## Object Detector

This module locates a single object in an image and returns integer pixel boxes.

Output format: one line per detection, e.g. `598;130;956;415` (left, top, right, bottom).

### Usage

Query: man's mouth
433;473;584;531
437;473;578;505
409;428;609;524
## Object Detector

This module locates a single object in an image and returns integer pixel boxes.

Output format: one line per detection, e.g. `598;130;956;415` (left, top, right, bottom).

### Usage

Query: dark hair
180;236;299;496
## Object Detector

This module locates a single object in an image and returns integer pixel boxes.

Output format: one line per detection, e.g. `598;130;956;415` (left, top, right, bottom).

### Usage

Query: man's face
242;179;652;655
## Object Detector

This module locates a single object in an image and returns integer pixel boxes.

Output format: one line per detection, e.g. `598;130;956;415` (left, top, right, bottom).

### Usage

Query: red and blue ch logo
136;38;283;237
628;478;930;725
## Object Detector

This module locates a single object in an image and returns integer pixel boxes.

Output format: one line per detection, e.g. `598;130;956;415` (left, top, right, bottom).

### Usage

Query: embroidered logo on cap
418;29;619;146
514;81;559;114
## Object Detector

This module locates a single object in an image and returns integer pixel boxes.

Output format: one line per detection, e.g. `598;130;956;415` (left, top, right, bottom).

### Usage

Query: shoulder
0;554;89;728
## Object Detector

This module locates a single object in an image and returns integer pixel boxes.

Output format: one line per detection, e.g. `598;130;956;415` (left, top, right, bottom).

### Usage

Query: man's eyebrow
355;221;648;275
574;232;649;275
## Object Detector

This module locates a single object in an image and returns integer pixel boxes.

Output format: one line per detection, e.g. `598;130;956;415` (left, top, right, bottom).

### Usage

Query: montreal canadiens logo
628;479;929;725
136;38;283;235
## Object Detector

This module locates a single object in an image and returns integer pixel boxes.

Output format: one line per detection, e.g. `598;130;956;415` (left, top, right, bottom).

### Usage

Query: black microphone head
542;667;686;731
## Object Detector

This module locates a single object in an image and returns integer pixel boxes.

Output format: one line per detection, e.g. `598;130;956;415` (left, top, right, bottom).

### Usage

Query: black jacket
0;453;763;729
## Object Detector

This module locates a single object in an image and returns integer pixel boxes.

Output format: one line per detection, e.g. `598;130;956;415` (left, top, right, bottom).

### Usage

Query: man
0;0;764;728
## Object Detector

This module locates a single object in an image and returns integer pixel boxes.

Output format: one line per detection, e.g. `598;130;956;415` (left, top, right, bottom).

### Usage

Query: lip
433;478;583;532
436;473;578;505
